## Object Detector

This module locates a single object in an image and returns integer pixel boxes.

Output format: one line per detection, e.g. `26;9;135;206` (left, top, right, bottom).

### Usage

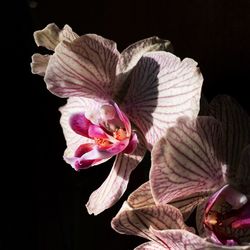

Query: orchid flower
111;188;250;249
31;23;203;215
148;95;250;247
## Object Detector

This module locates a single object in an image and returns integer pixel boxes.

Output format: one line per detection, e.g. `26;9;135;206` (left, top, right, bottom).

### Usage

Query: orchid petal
205;184;247;213
80;139;130;160
64;147;110;171
169;192;207;221
112;101;131;134
115;36;172;93
149;228;249;250
150;116;224;205
233;145;250;195
59;97;101;159
70;113;93;138
65;143;95;170
111;204;189;245
123;132;138;154
88;124;109;139
31;53;50;76
208;95;250;179
135;241;165;250
122;52;203;149
58;24;79;43
44;34;119;99
196;199;207;237
86;135;146;215
127;181;155;209
33;23;78;51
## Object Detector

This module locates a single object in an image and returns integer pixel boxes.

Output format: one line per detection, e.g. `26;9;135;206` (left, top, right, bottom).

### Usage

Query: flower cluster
31;23;249;249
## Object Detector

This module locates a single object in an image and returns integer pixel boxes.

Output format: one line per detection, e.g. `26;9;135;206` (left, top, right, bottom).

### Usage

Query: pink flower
31;23;203;215
148;95;250;247
111;96;250;249
63;101;137;170
111;182;246;250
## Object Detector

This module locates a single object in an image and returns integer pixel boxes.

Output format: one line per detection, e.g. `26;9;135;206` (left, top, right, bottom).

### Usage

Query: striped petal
150;116;225;205
31;24;79;76
31;53;50;76
196;199;207;237
59;97;101;160
33;23;79;51
148;228;250;250
169;192;207;221
122;52;203;149
86;134;146;215
127;181;206;221
135;241;165;250
111;204;189;244
115;36;172;95
208;95;250;180
44;34;120;100
127;181;156;209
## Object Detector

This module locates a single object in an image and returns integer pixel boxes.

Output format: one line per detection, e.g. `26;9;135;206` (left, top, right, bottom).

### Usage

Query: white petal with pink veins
135;241;166;250
122;52;203;150
86;134;146;215
111;204;189;245
115;36;172;93
150;116;225;205
127;181;156;209
44;34;120;99
149;228;249;250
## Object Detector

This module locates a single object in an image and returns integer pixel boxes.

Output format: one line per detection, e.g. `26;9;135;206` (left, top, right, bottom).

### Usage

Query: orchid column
31;23;203;215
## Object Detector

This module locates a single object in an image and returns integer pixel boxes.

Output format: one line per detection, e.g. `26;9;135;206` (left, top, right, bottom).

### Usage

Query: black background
2;0;249;249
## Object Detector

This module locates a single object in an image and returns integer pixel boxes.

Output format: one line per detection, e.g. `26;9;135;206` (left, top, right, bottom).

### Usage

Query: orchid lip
66;102;137;170
204;184;250;246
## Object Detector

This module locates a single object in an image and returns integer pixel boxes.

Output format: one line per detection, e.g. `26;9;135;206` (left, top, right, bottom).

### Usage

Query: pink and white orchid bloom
31;23;203;215
149;95;250;247
111;181;250;249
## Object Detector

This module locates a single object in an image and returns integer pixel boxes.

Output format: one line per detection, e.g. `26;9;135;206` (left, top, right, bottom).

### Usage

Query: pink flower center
204;185;250;246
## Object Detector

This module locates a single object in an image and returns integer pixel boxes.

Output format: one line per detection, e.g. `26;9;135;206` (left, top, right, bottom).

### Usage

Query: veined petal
44;34;119;99
127;181;156;209
31;53;50;76
196;199;208;237
33;23;78;51
59;97;102;159
86;135;146;215
149;228;249;250
122;52;203;149
111;204;189;244
233;145;250;195
59;24;79;43
127;181;206;221
135;242;165;250
150;116;225;205
169;192;207;221
115;36;172;94
208;95;250;180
